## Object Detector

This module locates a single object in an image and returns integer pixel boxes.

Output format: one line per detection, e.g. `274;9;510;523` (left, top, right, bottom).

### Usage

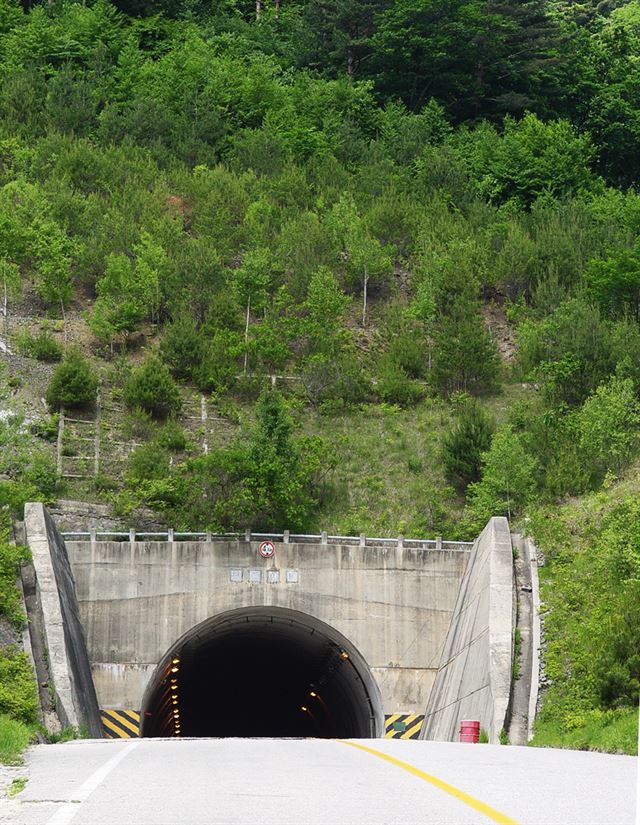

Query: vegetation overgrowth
0;715;34;765
0;0;637;753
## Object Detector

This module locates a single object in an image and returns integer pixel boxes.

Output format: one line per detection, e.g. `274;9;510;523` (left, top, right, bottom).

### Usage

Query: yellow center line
337;740;520;825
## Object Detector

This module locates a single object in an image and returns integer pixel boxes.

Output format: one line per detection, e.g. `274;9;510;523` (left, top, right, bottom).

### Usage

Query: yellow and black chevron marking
384;713;424;740
101;709;141;739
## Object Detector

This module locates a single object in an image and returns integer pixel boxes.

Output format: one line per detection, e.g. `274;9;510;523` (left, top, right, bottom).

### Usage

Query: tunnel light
172;657;180;665
300;706;308;712
309;691;317;698
339;650;349;660
170;678;178;685
170;667;179;673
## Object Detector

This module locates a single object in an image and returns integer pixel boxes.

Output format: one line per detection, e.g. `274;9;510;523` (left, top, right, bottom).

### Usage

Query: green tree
230;247;275;374
123;355;182;419
302;266;349;355
0;257;19;338
326;194;393;326
442;400;495;490
460;114;597;208
46;349;98;410
467;424;538;525
577;376;640;481
585;241;640;321
431;297;499;396
517;299;613;405
161;317;203;380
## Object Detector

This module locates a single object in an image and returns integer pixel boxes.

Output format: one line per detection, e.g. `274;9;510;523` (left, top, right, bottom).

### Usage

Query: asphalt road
1;737;636;825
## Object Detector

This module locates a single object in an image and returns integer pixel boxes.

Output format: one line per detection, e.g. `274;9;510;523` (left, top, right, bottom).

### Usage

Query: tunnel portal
141;607;383;739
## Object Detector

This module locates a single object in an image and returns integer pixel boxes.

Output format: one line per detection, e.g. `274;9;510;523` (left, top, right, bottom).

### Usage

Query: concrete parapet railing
61;529;473;552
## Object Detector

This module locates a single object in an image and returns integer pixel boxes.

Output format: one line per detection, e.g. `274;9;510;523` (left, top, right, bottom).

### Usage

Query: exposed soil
481;302;517;364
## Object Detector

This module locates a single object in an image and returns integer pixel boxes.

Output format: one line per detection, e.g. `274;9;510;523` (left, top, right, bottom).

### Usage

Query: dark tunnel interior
141;608;382;739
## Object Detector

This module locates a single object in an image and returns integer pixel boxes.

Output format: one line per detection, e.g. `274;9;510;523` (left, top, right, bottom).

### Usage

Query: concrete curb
526;537;541;742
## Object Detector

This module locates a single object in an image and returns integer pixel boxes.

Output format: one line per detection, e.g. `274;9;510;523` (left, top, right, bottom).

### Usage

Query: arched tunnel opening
141;608;383;739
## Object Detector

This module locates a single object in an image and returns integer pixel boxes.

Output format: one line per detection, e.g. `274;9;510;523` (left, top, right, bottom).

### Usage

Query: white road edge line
44;740;142;825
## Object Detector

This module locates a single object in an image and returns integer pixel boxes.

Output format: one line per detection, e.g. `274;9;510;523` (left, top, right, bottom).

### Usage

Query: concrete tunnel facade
62;534;471;735
24;505;522;743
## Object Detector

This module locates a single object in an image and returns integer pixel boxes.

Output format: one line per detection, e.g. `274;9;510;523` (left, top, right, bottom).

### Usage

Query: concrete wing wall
24;503;103;737
421;517;514;744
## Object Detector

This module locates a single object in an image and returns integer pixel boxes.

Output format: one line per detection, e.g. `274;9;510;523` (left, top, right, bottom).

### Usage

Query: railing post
397;535;404;550
245;528;251;543
321;531;327;545
436;536;443;551
129;528;136;544
89;527;96;547
359;533;366;548
168;528;174;543
283;530;290;544
206;531;212;543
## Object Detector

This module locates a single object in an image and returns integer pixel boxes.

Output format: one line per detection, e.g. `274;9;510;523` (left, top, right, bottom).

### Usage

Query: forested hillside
0;0;638;753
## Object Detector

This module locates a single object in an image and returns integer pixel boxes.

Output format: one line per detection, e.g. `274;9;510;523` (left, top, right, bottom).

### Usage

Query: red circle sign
258;540;275;558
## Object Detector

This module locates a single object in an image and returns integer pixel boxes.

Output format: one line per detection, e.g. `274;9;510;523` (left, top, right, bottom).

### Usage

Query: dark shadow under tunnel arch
141;607;384;739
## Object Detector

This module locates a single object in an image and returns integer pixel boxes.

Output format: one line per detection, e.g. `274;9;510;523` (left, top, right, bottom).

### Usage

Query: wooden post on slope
56;409;65;477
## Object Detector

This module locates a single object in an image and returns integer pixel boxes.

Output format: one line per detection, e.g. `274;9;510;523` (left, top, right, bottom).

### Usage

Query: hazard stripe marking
101;709;141;739
384;713;424;739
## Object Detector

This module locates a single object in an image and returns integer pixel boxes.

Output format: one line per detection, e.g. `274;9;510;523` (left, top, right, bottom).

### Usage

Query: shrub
123;355;182;419
466;424;538;528
442;400;495;490
302;351;371;408
431;299;499;397
126;442;171;484
160;317;203;380
45;349;98;410
376;356;424;408
194;331;242;394
0;535;29;628
157;418;188;452
0;648;38;725
16;329;62;362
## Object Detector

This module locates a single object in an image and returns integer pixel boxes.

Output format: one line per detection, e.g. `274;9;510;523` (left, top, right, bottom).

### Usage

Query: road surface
1;737;636;825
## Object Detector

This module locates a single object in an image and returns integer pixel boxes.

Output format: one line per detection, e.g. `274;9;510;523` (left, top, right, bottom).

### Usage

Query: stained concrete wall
421;517;515;744
65;538;469;716
24;503;102;737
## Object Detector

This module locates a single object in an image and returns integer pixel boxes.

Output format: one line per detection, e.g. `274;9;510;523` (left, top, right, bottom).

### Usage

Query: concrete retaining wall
24;503;102;737
421;517;514;744
65;538;469;716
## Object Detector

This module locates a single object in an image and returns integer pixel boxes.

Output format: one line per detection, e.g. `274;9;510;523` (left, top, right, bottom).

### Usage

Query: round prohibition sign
258;540;276;558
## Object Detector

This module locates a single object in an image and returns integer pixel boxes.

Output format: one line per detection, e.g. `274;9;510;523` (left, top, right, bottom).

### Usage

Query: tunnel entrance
141;607;383;739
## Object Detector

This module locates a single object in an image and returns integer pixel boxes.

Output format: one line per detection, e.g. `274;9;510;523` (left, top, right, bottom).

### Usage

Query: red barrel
459;720;480;743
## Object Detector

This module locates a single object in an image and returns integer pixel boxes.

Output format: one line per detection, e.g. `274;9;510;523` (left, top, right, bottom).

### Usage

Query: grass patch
531;706;638;755
528;467;640;756
8;776;27;797
0;715;35;765
301;399;463;537
46;726;81;744
512;627;522;681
